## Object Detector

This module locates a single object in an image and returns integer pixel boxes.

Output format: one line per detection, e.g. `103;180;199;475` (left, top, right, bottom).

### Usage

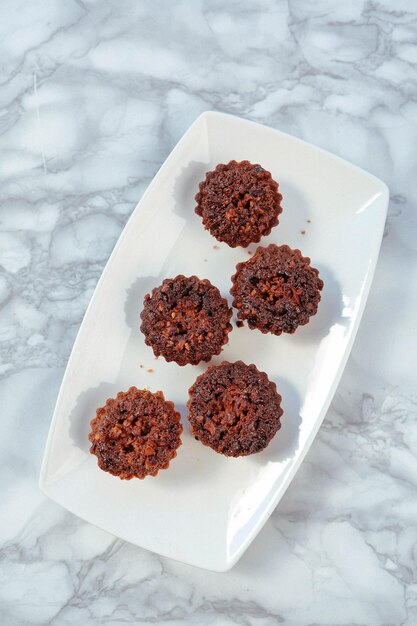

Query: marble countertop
1;1;417;624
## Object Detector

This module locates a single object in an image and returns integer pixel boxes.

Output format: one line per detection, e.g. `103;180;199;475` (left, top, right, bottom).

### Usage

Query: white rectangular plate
40;112;388;571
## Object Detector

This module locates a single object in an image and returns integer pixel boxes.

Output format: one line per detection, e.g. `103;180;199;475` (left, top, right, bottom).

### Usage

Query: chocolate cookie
89;387;182;479
187;361;283;457
231;244;323;335
195;160;283;248
140;275;232;366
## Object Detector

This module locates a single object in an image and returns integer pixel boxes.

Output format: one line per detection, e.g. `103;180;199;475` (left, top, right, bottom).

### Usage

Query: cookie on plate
140;275;232;366
231;244;323;335
89;387;182;479
195;160;283;248
187;360;283;457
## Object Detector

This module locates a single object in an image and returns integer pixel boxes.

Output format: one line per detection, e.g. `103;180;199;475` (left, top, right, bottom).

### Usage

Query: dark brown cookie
140;275;232;366
89;387;182;479
195;160;283;248
231;244;323;335
187;361;283;457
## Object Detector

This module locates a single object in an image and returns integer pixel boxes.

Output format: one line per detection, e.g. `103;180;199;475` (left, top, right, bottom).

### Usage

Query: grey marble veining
1;0;417;624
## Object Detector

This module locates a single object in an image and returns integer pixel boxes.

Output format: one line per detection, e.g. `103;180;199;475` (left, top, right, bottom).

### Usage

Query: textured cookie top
187;360;283;457
89;387;182;479
140;275;232;366
231;244;323;335
195;160;283;248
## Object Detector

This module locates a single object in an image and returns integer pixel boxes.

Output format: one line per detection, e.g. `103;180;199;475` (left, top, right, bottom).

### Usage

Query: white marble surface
1;0;416;623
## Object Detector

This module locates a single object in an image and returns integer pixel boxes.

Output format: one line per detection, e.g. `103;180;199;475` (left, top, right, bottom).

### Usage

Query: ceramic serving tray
40;111;388;571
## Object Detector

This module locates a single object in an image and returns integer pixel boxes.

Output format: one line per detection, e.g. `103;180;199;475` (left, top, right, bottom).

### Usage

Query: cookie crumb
140;364;143;368
147;368;154;373
247;250;253;255
307;219;311;223
213;245;220;250
301;229;306;235
236;320;244;328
